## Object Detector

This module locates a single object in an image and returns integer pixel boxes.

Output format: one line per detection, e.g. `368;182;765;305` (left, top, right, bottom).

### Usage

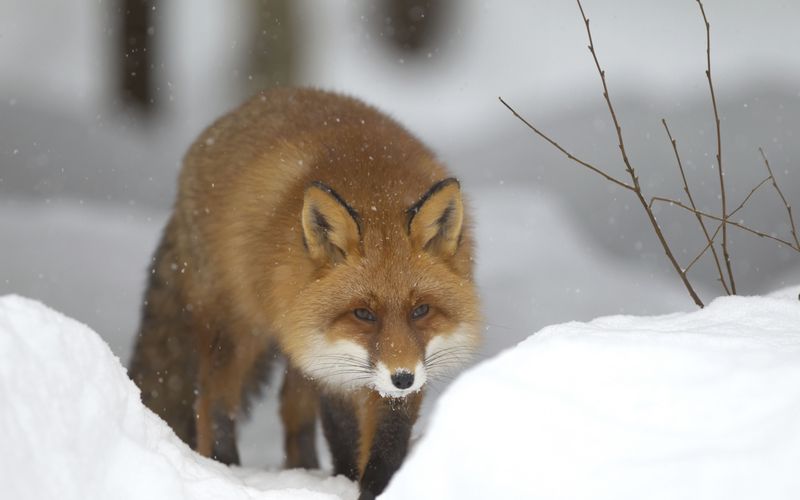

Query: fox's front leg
357;392;422;500
194;327;271;465
280;364;320;469
320;393;360;480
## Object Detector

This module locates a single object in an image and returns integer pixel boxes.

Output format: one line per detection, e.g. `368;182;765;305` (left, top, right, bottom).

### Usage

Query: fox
128;87;481;499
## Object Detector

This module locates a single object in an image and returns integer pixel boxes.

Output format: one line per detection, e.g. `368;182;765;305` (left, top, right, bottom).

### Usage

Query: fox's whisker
424;346;476;364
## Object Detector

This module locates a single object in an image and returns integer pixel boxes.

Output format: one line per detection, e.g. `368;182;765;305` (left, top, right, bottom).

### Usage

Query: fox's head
285;177;481;398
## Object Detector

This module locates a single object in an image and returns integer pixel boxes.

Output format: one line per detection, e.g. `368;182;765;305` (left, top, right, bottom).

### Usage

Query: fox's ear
407;178;464;258
302;181;361;265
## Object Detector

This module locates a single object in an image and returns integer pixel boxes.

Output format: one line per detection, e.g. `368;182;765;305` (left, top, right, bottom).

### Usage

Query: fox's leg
195;328;271;465
280;364;319;469
194;338;229;462
356;392;422;500
320;393;360;481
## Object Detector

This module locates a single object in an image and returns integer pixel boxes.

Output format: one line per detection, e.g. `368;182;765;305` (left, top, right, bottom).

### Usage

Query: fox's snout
300;324;478;398
373;360;427;398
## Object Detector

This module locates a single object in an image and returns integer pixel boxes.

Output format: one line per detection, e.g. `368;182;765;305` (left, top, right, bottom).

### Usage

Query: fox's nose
391;370;414;390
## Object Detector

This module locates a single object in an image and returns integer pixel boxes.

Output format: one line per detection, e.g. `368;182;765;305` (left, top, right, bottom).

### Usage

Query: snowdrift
2;291;800;500
0;295;357;500
383;287;800;500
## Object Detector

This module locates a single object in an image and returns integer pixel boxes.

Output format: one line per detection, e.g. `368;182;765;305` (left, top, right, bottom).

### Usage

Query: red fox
128;88;481;499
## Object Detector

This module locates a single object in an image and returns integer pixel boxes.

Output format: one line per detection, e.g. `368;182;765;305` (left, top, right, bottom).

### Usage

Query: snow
383;288;800;500
0;295;357;500
4;286;800;500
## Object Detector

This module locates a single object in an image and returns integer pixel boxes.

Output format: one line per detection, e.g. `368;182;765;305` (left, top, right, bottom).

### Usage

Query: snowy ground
0;295;357;500
3;285;799;499
384;286;800;500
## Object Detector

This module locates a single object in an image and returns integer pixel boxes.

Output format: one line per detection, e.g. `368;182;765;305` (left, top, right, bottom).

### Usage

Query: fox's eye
354;308;377;322
411;304;429;320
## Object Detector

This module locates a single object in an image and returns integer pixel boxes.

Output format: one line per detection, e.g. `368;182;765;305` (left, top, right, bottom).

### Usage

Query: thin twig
684;175;771;272
577;0;636;180
696;0;735;293
650;196;800;250
497;97;634;191
662;119;729;293
730;177;772;220
759;147;800;250
576;0;704;307
501;0;797;308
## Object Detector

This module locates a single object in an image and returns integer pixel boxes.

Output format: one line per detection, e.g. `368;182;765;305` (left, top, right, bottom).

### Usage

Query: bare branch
497;97;634;191
730;177;772;217
684;175;771;272
696;0;735;292
650;196;800;250
502;0;797;308
575;0;704;307
759;147;800;250
662;119;729;293
577;0;636;180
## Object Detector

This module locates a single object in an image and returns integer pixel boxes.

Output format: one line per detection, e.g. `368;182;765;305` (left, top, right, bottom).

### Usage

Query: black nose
391;371;414;390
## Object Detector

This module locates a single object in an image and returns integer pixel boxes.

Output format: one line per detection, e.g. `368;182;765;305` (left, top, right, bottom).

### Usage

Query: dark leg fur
320;394;360;481
285;421;318;469
196;322;275;463
280;365;319;469
211;409;240;465
358;399;415;500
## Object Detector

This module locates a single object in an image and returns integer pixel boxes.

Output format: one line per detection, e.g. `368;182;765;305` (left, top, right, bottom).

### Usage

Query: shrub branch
759;148;800;250
661;119;729;293
497;98;634;192
500;0;798;308
696;0;736;293
501;0;704;307
683;175;771;273
649;196;800;250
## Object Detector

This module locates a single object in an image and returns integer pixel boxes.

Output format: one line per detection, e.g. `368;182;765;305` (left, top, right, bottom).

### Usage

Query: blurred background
1;0;799;466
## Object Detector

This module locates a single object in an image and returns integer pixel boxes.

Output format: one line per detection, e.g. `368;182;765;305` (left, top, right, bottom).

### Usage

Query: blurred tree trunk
118;0;157;113
383;0;449;53
246;0;296;93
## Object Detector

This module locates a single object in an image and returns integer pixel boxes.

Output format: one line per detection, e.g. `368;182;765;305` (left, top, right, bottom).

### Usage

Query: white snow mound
0;295;357;500
383;289;800;500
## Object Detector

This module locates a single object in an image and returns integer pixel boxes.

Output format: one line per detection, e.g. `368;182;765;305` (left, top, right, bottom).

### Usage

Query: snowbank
383;288;800;500
0;295;357;500
4;290;800;500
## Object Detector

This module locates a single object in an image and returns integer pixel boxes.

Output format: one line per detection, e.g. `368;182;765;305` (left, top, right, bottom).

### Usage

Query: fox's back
172;88;470;334
181;87;446;208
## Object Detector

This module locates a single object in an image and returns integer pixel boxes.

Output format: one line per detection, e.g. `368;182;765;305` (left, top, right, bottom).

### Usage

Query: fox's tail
128;216;198;446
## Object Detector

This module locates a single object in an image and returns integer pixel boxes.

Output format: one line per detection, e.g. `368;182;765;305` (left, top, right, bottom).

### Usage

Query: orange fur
129;88;481;493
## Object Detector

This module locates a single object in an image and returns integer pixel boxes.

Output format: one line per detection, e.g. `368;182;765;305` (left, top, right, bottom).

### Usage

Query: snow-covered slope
383;287;800;500
0;295;357;500
3;290;799;499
